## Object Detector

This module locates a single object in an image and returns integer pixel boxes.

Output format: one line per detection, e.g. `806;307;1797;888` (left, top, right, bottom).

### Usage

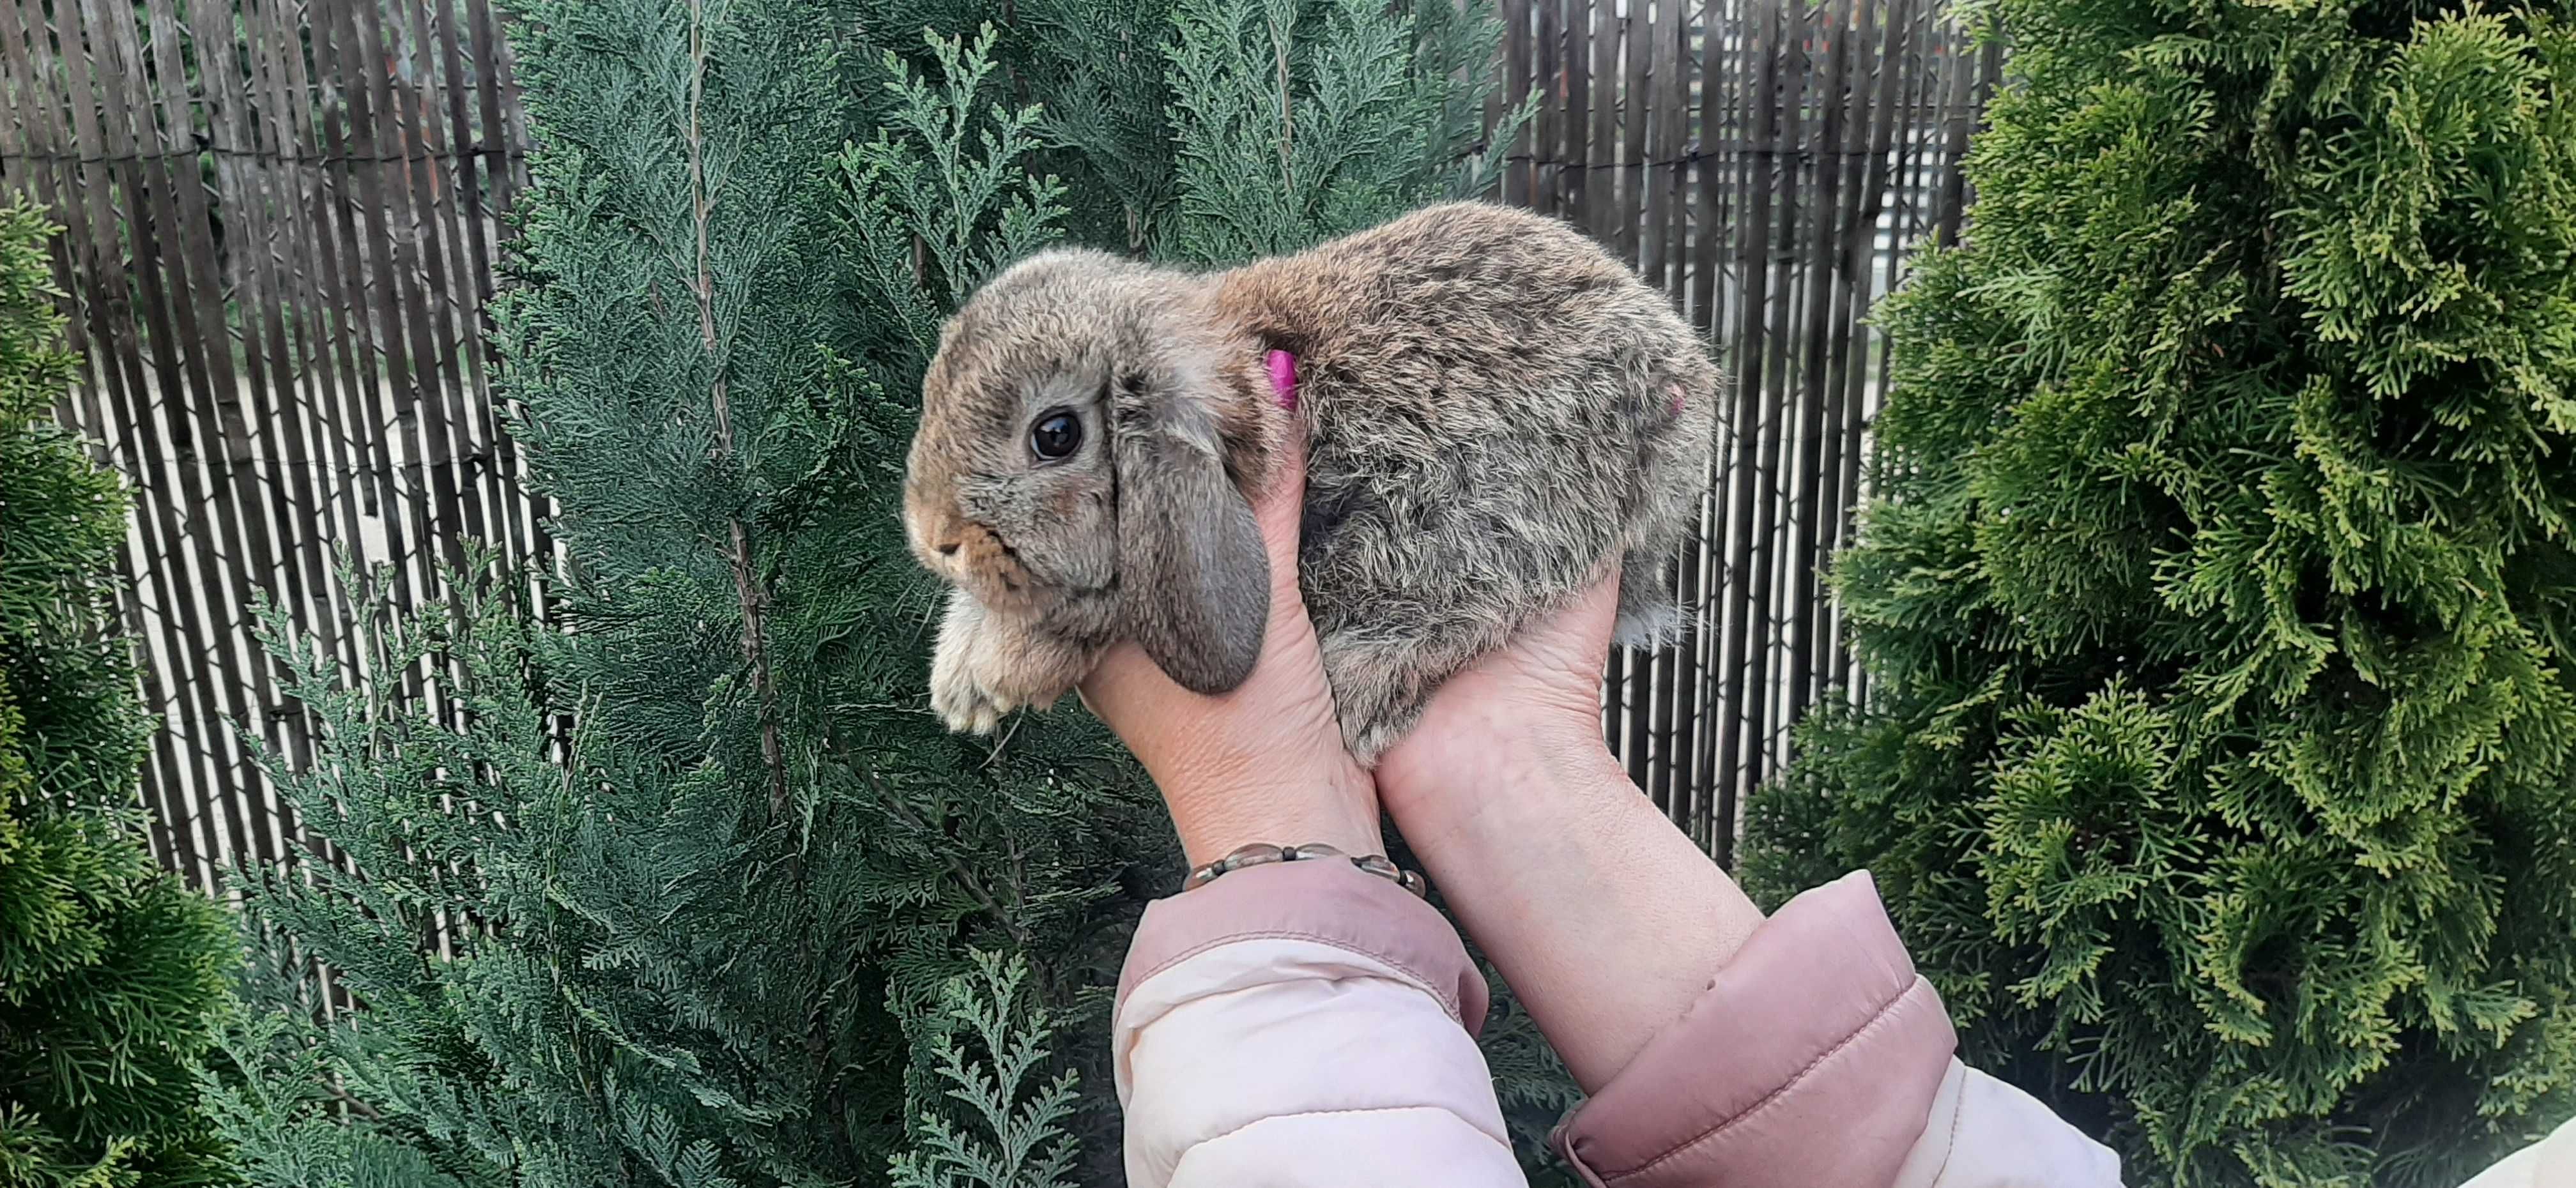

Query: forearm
1381;719;1764;1090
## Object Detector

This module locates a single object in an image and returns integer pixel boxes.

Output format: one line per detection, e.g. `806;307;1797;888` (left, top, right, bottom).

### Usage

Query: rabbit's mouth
947;522;1061;614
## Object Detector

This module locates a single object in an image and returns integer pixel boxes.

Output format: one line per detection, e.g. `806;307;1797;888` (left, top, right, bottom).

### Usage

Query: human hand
1078;415;1381;869
1374;570;1763;1090
1375;568;1625;812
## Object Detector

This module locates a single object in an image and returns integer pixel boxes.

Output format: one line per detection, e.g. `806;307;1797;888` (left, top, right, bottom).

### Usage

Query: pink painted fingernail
1268;349;1298;411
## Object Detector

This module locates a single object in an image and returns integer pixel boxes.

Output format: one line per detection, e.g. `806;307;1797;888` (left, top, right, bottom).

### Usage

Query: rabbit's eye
1030;409;1082;461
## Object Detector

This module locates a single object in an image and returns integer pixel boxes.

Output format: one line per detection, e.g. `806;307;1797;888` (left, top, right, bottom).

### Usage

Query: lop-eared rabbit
905;201;1715;765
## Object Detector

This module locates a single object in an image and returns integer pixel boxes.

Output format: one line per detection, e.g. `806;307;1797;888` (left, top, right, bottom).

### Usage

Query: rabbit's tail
1611;558;1687;650
1613;601;1685;650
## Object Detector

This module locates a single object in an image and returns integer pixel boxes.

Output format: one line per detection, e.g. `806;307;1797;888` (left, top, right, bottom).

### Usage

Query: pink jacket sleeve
1112;862;2124;1188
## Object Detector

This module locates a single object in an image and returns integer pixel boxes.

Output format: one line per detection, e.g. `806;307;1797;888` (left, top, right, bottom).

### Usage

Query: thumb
1254;411;1307;549
1252;406;1308;606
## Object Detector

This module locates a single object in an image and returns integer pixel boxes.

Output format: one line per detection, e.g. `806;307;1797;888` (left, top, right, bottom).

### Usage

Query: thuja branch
686;0;790;818
836;735;1036;951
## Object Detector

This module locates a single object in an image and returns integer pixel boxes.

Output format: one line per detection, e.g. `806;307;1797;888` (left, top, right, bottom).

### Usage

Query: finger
1082;637;1158;703
1252;407;1308;557
1250;410;1310;619
1498;565;1623;687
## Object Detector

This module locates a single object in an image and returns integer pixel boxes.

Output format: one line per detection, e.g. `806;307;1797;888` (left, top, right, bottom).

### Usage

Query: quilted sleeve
1114;858;1527;1188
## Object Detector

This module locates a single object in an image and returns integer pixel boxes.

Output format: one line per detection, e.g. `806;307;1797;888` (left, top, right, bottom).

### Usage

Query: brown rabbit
903;201;1715;765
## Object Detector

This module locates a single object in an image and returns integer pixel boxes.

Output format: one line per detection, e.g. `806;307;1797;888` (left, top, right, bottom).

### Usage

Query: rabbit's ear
1114;392;1268;694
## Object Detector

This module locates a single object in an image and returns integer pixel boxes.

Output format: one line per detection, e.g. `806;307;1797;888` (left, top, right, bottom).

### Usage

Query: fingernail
1268;349;1298;412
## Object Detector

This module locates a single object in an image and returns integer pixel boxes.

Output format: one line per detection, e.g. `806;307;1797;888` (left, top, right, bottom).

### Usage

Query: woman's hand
1078;419;1381;869
1376;573;1765;1090
1377;567;1627;791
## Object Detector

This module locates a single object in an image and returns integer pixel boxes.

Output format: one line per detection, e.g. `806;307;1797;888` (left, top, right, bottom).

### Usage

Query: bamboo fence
4;0;1992;891
1505;0;1997;863
0;0;539;894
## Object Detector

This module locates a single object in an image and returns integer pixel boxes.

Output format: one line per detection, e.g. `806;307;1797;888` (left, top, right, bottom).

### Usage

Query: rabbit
903;200;1717;766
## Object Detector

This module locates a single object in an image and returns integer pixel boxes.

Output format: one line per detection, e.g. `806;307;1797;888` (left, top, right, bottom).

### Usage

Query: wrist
1156;755;1383;869
1379;701;1624;837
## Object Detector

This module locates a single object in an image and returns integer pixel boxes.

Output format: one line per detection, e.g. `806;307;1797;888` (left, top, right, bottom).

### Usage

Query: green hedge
0;199;235;1187
1743;3;2576;1184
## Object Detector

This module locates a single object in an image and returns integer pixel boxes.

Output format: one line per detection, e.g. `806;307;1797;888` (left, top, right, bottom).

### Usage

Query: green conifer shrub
1739;3;2576;1184
210;3;1563;1184
215;17;1161;1183
0;199;236;1187
1154;0;1518;264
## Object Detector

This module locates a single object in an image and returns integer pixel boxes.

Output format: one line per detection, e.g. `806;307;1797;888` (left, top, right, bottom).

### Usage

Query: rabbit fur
903;201;1717;765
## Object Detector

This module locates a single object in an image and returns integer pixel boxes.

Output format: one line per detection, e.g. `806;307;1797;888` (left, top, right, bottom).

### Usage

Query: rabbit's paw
931;639;1011;735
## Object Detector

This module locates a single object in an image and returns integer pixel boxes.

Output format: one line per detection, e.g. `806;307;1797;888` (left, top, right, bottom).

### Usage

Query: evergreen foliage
194;943;470;1188
885;954;1078;1188
0;199;234;1187
1739;3;2576;1183
1154;0;1520;264
214;15;1162;1183
211;3;1562;1184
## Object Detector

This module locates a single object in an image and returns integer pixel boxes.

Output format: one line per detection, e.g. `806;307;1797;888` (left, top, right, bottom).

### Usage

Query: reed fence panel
1512;0;1993;858
0;0;540;895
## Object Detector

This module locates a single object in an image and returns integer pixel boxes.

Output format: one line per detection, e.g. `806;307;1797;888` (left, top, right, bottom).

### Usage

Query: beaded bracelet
1183;842;1429;899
